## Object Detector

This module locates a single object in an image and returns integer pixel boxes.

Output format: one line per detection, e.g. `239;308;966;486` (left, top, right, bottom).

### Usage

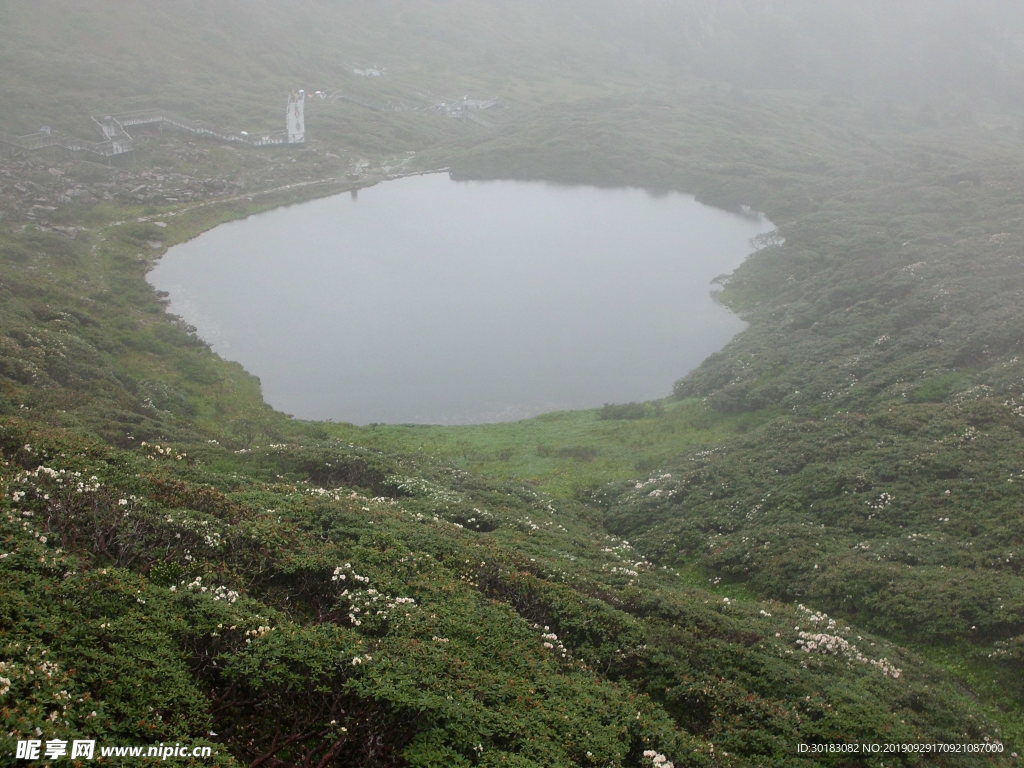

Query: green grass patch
326;398;775;500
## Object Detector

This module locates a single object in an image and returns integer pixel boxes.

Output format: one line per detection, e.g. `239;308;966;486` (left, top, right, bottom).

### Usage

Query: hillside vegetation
1;2;1023;766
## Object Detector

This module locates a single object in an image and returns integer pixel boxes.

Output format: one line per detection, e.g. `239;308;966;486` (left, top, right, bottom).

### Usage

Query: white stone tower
286;90;306;144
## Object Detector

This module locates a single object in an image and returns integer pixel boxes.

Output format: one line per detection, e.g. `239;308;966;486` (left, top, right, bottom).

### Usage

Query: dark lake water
149;173;771;424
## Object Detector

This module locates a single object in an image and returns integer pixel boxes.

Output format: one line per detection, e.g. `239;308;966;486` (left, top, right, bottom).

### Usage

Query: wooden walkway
114;110;290;148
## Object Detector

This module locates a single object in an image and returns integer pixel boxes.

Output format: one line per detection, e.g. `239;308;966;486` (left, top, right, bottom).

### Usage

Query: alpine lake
149;173;772;425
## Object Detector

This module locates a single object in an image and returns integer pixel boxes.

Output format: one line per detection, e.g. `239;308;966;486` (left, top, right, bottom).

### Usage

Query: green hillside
1;2;1023;766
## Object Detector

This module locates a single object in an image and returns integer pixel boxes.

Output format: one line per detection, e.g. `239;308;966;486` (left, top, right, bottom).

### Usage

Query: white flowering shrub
793;605;901;679
642;749;674;768
174;576;240;604
331;564;416;631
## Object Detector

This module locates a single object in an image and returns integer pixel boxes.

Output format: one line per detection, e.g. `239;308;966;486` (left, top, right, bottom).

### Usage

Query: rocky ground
0;132;367;227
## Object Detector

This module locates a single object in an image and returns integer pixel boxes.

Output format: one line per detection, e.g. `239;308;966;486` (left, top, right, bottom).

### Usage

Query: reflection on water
149;174;771;424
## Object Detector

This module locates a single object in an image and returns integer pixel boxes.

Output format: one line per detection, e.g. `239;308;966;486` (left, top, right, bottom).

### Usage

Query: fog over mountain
655;1;1023;100
5;1;1024;132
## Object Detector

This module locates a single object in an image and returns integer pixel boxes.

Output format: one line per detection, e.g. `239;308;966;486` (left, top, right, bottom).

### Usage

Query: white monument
286;90;306;144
